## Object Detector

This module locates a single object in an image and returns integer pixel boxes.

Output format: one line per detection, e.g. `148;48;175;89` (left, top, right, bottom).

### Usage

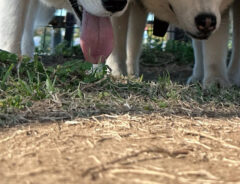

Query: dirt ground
0;114;240;184
1;63;240;184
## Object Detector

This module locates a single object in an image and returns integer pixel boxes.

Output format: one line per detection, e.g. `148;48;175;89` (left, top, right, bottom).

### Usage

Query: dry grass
0;113;240;184
1;73;240;127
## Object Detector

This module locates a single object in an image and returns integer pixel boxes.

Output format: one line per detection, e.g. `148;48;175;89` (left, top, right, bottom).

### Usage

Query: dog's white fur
0;0;130;55
106;2;148;76
106;0;234;84
228;0;240;86
188;10;230;88
189;0;240;88
21;0;55;57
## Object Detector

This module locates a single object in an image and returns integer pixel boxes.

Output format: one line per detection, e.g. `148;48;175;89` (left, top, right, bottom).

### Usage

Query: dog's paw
126;60;139;77
187;74;202;85
203;76;231;89
127;68;139;77
106;57;127;77
228;72;240;87
107;66;126;77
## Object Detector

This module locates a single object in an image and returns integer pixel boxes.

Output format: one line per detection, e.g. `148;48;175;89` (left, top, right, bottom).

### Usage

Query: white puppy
0;0;130;63
106;0;234;80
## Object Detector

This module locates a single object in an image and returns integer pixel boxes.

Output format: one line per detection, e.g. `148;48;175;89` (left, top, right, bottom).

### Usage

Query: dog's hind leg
228;0;240;86
187;39;204;84
106;5;130;76
0;0;29;54
126;2;147;76
22;0;55;57
202;11;231;88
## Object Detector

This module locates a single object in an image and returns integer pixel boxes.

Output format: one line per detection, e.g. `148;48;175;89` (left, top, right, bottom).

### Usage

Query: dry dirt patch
0;113;240;184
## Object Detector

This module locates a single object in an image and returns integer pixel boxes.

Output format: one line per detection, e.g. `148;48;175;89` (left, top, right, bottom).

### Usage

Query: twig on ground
82;146;189;177
109;168;176;179
182;129;240;151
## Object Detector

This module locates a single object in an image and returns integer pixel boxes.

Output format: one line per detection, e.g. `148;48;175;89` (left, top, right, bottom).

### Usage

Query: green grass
0;41;240;127
0;49;107;110
141;39;194;65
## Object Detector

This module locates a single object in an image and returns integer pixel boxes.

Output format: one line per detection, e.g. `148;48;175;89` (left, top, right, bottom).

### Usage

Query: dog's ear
153;17;169;37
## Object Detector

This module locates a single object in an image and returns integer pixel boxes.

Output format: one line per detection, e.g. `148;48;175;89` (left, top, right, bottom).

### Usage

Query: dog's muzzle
195;13;217;35
101;0;127;13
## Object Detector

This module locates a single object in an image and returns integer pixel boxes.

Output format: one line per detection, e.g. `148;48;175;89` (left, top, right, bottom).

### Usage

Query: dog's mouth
187;31;211;40
80;10;114;64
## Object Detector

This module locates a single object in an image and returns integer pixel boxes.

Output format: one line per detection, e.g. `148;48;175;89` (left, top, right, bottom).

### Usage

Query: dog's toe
187;74;203;85
203;76;232;89
228;73;240;87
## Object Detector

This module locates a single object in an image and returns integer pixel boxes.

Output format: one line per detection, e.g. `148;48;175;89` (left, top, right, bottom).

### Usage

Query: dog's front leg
106;5;130;76
126;2;147;76
202;11;230;88
0;0;29;54
22;0;41;57
187;39;204;84
228;0;240;86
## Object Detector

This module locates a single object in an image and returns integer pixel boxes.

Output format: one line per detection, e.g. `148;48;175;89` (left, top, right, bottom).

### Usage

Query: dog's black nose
195;14;217;34
102;0;127;13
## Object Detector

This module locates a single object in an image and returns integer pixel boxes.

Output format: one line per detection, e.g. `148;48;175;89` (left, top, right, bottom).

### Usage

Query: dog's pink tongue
80;10;114;64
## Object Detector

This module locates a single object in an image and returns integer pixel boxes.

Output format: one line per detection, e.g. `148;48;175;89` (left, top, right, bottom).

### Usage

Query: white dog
0;0;130;64
189;0;240;88
106;0;234;80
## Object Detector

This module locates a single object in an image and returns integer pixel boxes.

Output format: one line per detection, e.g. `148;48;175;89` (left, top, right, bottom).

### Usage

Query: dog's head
79;0;130;17
142;0;233;39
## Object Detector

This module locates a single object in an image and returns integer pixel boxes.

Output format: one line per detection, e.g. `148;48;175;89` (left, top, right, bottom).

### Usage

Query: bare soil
1;63;240;184
1;114;240;184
